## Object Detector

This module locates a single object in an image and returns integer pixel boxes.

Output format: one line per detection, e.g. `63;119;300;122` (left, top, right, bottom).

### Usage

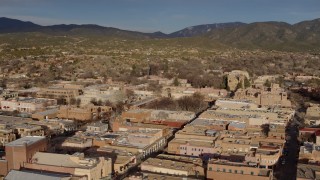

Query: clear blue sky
0;0;319;33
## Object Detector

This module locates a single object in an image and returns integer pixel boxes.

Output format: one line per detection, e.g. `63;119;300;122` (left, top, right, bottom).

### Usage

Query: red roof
300;128;320;136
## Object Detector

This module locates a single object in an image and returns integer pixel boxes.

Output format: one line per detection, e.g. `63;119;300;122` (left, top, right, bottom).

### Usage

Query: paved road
274;118;299;180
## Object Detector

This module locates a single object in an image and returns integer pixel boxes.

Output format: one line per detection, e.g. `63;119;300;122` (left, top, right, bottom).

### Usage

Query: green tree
220;75;228;90
264;79;271;88
244;77;251;88
173;77;180;86
130;64;140;76
97;99;103;106
276;76;284;87
90;98;97;105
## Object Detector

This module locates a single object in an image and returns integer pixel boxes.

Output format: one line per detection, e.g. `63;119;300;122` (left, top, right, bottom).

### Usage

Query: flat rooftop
297;163;320;180
156;154;202;165
6;136;45;147
0;115;32;122
129;172;200;180
209;159;258;168
142;158;196;171
115;155;134;164
190;118;229;126
216;98;253;103
5;170;76;180
121;122;168;129
170;138;214;147
35;108;58;116
32;152;98;168
199;110;258;119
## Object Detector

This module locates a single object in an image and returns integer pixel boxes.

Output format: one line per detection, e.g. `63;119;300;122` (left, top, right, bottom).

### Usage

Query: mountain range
0;17;245;38
0;17;320;51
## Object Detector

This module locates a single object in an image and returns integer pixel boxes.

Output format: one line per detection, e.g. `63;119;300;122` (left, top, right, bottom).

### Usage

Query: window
217;168;220;172
209;167;212;171
235;170;237;173
229;169;232;173
223;169;226;172
240;170;244;174
251;172;254;175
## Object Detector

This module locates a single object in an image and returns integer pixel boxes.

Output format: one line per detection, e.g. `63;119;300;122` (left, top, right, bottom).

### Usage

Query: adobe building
111;121;172;139
214;106;295;125
0;90;18;100
75;84;126;107
305;103;320;125
0;136;47;176
31;108;59;121
121;109;152;123
36;85;83;104
141;154;204;178
0;124;16;147
62;135;93;150
96;147;137;175
168;138;216;158
57;105;112;121
121;109;195;128
0;97;57;113
23;152;112;180
5;170;87;180
95;130;167;159
162;86;227;101
215;98;258;109
14;124;45;138
226;70;250;91
234;84;292;108
207;159;273;180
128;172;200;180
86;121;108;133
167;125;219;159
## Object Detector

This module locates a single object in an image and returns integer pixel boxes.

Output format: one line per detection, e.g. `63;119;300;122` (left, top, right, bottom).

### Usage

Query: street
274;119;299;180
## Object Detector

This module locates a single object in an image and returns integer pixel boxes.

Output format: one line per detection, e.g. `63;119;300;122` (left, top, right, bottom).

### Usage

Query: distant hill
205;22;294;48
1;17;320;51
293;18;320;43
0;17;166;39
204;19;320;50
0;17;41;33
169;22;246;37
